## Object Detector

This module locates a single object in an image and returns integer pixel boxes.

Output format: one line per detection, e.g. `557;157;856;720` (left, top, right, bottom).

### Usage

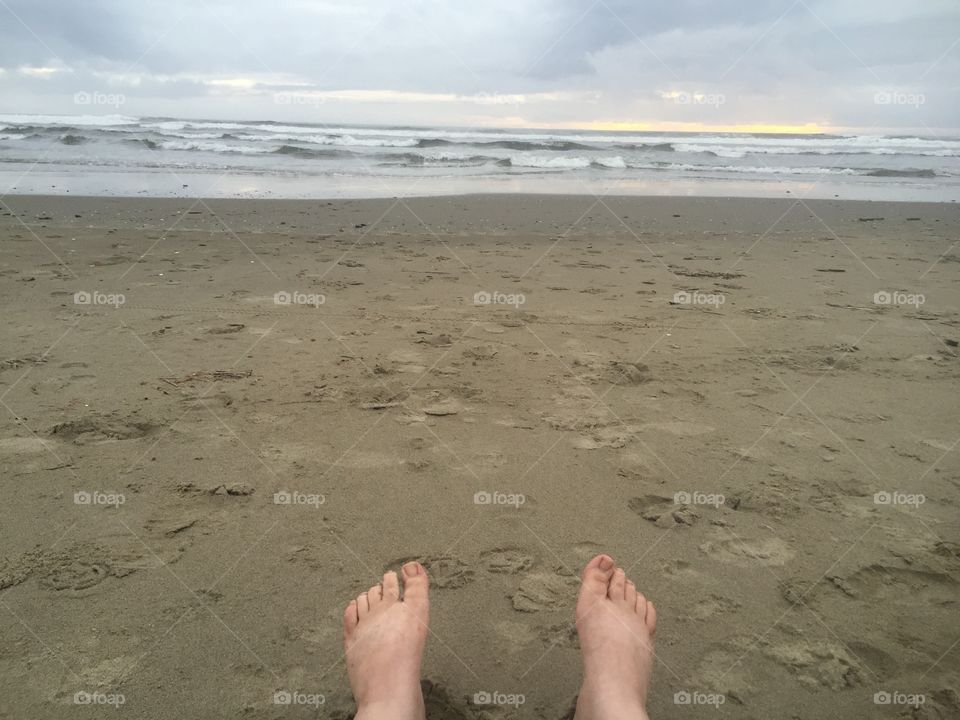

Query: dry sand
1;194;959;719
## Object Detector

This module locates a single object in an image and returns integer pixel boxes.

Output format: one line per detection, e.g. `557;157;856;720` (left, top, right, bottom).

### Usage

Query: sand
1;194;958;719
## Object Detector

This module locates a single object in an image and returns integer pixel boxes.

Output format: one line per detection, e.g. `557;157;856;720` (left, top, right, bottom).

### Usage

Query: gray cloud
0;0;957;130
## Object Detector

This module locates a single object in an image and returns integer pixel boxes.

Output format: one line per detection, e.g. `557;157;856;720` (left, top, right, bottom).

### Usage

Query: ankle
576;677;649;720
355;694;425;720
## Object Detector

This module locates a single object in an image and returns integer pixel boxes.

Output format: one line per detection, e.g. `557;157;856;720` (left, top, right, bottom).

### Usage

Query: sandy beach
1;194;958;719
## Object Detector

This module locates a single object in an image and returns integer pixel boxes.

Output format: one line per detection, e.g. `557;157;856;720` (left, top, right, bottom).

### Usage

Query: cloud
0;0;957;129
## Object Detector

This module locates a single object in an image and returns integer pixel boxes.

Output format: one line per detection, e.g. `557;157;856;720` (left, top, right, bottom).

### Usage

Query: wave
122;138;160;150
158;139;274;154
865;168;937;178
59;134;89;145
225;132;416;148
377;152;498;167
637;163;870;176
0;114;138;127
6;115;959;158
613;142;675;151
272;144;351;159
672;142;959;158
1;125;75;134
497;154;628;169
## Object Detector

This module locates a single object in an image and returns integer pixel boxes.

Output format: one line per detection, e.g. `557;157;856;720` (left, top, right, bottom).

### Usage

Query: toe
635;591;647;617
625;579;638;607
367;583;383;607
578;554;616;603
382;571;400;602
401;561;430;606
608;567;627;602
356;591;370;620
646;600;657;636
343;599;359;637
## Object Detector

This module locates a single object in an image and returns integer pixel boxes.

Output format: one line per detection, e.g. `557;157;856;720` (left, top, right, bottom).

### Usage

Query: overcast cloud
1;0;957;131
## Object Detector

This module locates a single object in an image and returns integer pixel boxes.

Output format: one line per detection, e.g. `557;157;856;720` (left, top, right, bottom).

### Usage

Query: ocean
1;114;957;201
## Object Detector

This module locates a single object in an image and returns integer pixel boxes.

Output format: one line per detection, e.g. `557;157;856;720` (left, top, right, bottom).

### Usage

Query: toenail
402;561;420;575
599;556;614;571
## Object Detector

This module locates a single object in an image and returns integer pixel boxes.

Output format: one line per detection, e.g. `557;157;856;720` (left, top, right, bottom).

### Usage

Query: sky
0;0;958;133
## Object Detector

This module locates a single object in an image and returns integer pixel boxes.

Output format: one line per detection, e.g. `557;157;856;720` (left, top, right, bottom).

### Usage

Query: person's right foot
573;554;657;720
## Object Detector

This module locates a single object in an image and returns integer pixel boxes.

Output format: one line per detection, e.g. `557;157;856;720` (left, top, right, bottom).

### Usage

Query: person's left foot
343;561;430;720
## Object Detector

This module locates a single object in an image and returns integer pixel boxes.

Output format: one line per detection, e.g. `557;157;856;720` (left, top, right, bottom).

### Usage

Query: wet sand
1;194;958;719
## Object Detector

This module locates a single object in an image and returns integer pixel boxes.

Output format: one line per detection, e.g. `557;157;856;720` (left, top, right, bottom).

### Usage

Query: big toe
577;554;616;608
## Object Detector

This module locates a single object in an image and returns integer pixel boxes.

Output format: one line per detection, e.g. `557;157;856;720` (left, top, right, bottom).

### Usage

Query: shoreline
1;171;957;203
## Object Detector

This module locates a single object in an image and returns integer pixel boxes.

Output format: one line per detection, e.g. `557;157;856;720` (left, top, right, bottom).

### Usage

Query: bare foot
574;554;656;720
343;561;430;720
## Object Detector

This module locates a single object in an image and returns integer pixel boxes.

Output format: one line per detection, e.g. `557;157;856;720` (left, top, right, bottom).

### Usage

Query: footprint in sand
2;541;179;595
687;594;741;621
387;349;427;374
480;547;535;574
537;622;580;649
422;679;474;720
38;559;112;594
628;495;699;527
824;564;958;606
600;360;652;385
763;638;872;690
639;421;714;436
699;536;793;566
510;571;579;612
692;636;761;701
50;414;162;444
